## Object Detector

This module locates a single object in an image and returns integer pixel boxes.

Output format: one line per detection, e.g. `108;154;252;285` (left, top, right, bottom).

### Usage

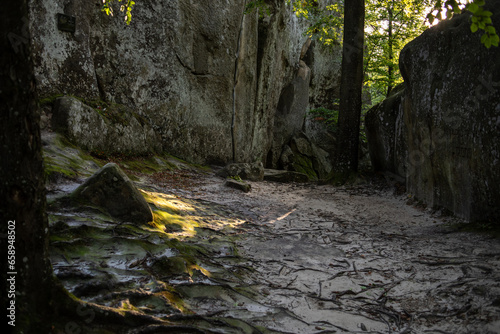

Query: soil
44;134;500;333
173;171;500;334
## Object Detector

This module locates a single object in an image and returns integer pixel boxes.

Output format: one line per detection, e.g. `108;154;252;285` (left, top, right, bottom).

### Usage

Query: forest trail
180;171;500;334
47;152;500;333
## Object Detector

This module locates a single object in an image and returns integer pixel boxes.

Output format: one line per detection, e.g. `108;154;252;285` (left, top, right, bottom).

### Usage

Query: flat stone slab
263;169;309;183
224;179;251;192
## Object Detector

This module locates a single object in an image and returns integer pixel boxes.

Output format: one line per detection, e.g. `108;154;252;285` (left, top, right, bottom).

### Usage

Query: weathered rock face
29;1;341;165
72;163;153;224
307;41;342;111
303;116;337;157
52;96;160;156
370;1;500;223
365;84;406;177
268;59;312;167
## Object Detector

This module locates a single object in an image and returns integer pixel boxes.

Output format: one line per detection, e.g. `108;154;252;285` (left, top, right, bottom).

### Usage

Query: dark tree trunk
0;5;208;333
332;0;365;179
0;2;58;332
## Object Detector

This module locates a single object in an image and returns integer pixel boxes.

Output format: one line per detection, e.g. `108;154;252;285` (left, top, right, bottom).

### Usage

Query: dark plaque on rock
57;13;76;33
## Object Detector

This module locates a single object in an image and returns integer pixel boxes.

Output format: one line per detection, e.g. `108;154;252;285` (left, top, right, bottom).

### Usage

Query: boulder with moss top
71;163;153;224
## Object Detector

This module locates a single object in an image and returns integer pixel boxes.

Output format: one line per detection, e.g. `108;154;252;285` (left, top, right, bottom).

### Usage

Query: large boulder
224;179;252;193
279;133;332;180
303;115;337;158
52;96;160;156
217;162;264;181
72;163;153;224
397;0;500;222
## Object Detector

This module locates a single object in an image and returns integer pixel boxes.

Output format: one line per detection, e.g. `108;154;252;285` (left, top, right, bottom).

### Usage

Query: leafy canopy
101;0;136;25
288;0;343;46
246;1;498;48
364;0;431;101
428;0;499;48
245;0;497;105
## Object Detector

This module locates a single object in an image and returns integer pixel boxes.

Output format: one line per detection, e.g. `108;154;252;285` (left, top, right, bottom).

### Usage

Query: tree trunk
387;3;394;96
0;2;63;332
332;0;365;180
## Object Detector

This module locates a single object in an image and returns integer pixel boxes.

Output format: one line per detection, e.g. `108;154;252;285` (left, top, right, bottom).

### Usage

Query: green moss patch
292;154;318;180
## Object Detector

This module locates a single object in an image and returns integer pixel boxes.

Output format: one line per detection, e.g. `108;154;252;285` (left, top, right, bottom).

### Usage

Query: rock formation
72;163;153;224
365;83;406;177
52;96;160;156
279;132;332;180
367;0;500;223
217;162;264;182
225;179;252;193
29;1;341;166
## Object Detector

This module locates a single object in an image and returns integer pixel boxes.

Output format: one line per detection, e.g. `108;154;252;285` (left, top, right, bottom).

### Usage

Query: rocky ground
44;133;500;334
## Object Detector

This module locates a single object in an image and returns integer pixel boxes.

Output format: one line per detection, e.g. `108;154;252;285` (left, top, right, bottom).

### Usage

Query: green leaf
471;23;479;33
481;33;488;43
486;26;496;34
468;3;479;13
475;0;486;6
427;13;435;24
474;7;485;16
484;38;492;48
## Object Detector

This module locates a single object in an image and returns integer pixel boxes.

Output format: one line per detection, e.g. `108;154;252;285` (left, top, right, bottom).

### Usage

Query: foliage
427;0;499;48
102;0;136;25
307;105;339;132
282;0;430;102
229;175;243;182
288;0;343;46
244;0;272;18
38;94;65;107
282;0;497;104
364;0;430;100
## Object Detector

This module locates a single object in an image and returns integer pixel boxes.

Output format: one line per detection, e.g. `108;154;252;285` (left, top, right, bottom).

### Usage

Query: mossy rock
71;163;153;224
149;256;190;277
291;154;318;180
225;179;251;192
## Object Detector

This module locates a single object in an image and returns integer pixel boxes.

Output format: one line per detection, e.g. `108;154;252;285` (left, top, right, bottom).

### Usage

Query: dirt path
45;140;500;334
179;173;500;334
